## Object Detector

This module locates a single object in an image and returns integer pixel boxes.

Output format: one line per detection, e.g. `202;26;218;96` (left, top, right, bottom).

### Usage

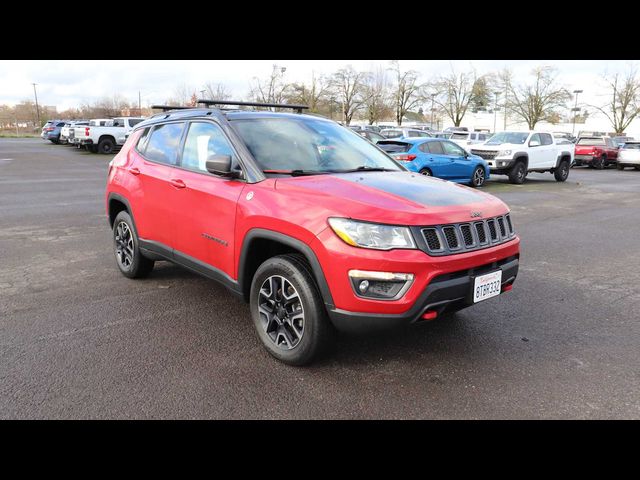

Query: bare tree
362;67;393;125
589;66;640;134
506;66;571;130
249;64;291;109
390;61;424;126
203;82;232;101
430;68;477;127
329;66;367;125
286;71;331;113
169;83;195;106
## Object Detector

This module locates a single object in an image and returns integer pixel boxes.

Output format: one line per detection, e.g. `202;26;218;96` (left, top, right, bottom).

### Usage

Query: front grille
442;226;459;249
470;149;498;160
423;228;442;251
419;214;516;256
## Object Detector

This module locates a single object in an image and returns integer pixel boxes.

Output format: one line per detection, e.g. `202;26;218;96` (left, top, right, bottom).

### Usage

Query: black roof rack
150;105;193;112
196;99;309;114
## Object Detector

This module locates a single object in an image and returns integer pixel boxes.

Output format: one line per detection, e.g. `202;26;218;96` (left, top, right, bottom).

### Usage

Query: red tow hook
421;310;438;321
502;284;513;292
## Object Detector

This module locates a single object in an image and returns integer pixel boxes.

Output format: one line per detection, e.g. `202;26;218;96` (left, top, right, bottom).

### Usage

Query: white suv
470;131;574;184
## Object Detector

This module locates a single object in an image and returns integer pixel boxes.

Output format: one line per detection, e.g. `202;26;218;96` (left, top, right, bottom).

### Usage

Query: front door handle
170;178;186;189
128;167;140;175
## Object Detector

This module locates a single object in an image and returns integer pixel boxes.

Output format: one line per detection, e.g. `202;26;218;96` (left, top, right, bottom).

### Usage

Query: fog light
348;270;414;300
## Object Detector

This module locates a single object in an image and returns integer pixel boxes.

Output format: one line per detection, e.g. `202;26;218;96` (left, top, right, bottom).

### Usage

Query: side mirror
529;140;541;147
206;155;238;178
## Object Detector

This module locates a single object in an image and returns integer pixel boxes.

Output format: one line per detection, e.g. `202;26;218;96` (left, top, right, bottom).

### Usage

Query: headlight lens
328;218;416;250
500;150;512;156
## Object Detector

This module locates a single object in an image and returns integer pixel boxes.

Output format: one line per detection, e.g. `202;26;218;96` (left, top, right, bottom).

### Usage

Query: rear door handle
128;167;140;175
170;178;186;189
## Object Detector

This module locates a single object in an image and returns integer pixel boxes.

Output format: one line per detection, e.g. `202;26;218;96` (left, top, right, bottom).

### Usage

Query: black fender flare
237;228;334;308
107;192;134;228
555;151;572;168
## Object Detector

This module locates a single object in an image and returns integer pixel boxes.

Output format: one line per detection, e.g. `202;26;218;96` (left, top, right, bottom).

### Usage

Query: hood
274;171;508;227
476;142;523;150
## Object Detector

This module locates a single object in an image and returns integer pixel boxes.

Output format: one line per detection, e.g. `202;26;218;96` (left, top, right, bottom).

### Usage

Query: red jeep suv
106;100;520;365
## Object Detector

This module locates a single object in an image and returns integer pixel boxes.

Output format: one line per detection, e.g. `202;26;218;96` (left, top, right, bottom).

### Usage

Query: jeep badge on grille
471;211;482;218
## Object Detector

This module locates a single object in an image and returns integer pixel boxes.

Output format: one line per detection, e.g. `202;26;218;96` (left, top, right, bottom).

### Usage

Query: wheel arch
237;229;334;307
107;192;133;228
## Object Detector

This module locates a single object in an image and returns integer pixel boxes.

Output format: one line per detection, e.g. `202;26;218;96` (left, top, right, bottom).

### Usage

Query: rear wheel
250;254;332;366
98;137;115;154
112;211;154;278
554;160;570;182
469;165;485;187
508;161;527;184
88;145;99;154
594;155;606;170
419;168;432;176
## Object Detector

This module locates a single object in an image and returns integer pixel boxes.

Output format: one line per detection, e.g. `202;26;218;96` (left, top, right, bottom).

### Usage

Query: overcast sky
0;60;636;111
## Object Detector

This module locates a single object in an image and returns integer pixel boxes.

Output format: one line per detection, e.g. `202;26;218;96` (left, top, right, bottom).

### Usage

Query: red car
574;136;619;169
106;100;520;365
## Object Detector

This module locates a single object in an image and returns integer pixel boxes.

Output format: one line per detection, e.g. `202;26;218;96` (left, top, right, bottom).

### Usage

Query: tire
508;161;527;184
469;165;485;187
419;168;432;176
616;163;624;170
98;137;116;154
249;254;332;366
635;166;640;171
88;145;99;154
594;155;606;170
554;160;570;182
112;210;154;279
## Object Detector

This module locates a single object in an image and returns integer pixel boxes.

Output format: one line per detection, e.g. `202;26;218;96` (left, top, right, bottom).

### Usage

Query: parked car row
42;116;145;153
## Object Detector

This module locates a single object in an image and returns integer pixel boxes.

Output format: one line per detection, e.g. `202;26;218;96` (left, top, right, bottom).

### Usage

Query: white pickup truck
69;119;111;148
74;117;145;154
469;131;574;184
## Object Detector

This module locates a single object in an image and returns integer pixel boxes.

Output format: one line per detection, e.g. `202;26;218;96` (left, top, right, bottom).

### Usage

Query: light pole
32;83;40;129
200;89;206;100
430;94;435;129
493;92;500;134
572;89;583;136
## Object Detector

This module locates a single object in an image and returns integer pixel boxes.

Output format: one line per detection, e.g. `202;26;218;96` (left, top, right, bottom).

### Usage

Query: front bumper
486;158;515;170
312;227;520;333
328;255;518;332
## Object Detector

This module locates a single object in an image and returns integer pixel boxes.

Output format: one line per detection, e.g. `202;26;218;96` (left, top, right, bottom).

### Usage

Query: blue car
40;119;67;144
378;137;490;187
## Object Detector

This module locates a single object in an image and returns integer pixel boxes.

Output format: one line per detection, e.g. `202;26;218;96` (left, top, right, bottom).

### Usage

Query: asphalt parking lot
1;138;639;419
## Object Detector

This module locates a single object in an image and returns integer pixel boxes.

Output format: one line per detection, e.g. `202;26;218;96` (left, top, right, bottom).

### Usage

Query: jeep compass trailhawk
106;100;520;365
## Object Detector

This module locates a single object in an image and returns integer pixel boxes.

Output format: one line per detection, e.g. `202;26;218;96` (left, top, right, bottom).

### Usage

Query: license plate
472;270;502;303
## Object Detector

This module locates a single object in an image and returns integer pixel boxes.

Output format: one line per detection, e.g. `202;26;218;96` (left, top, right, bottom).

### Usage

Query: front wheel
419;168;432;176
508;161;527;184
554;160;570;182
250;254;332;366
112;211;154;278
469;165;486;187
98;137;116;154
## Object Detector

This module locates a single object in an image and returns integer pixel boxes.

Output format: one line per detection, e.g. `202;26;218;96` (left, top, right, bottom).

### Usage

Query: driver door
441;140;471;180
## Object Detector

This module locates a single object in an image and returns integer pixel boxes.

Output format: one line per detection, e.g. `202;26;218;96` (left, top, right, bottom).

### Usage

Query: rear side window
136;127;151;152
143;123;185;165
129;119;144;128
181;122;235;173
540;133;553;145
427;141;444;154
56;122;65;127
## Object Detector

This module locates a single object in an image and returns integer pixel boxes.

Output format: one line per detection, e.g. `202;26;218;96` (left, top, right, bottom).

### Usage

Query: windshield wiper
327;166;397;173
262;169;331;176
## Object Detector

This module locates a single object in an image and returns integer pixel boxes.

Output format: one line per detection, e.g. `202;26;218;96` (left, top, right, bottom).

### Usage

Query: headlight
499;150;512;156
328;218;416;250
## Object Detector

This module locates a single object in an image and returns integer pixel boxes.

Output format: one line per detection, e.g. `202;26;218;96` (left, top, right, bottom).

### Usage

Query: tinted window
478;134;487;141
56;122;65;127
143;123;185;165
136;127;151;152
427;141;445;154
623;143;640;149
442;141;465;156
540;133;553;145
181;122;235;173
407;131;420;137
129;119;144;127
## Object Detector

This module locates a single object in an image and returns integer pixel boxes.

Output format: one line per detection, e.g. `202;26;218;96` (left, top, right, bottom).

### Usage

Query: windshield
231;117;403;173
451;133;469;140
381;129;403;138
577;137;605;146
486;132;529;145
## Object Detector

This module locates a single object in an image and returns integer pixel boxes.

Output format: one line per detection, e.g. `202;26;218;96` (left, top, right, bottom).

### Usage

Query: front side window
529;133;541;145
442;141;465;156
181;122;235;173
427;141;444;154
231;117;402;172
143;123;185;165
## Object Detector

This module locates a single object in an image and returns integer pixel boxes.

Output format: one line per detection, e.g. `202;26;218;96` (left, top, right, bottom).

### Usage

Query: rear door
539;133;556;168
423;140;448;176
168;120;245;278
131;122;186;248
